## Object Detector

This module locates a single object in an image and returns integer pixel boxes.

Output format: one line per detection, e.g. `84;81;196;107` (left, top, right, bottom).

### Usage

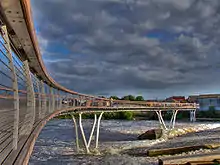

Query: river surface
29;119;220;165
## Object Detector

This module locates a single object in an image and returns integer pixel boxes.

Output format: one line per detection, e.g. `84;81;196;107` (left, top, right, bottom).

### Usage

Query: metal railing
0;23;108;163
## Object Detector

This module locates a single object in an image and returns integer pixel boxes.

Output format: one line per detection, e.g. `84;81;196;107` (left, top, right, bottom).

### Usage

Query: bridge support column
95;112;104;149
70;112;104;154
156;110;179;130
71;114;80;153
1;25;19;150
190;110;196;122
79;113;90;153
88;114;97;148
156;110;167;130
169;110;178;129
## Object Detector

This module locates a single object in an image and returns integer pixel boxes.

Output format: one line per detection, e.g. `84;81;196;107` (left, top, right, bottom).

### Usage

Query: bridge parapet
112;100;199;109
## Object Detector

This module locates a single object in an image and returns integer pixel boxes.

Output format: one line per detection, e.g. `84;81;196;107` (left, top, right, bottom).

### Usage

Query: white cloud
31;0;220;98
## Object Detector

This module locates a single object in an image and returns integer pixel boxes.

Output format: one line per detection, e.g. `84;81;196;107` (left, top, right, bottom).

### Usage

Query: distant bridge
0;0;198;164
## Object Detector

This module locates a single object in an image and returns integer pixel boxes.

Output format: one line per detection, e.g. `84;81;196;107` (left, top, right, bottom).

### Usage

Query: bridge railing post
40;81;46;118
57;90;59;109
59;91;62;109
56;89;59;110
35;76;41;121
20;60;35;135
1;25;20;150
50;87;55;112
48;86;52;113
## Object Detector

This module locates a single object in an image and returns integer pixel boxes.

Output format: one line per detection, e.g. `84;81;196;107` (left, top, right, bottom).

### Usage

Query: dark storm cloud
31;0;220;98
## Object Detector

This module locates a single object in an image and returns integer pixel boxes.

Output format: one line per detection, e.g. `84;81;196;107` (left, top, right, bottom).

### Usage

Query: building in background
165;96;187;103
188;94;220;111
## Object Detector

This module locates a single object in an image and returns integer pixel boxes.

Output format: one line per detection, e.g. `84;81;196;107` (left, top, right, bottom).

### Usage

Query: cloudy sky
31;0;220;99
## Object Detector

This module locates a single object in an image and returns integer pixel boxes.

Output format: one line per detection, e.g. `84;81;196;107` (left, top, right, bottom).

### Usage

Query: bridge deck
62;106;197;113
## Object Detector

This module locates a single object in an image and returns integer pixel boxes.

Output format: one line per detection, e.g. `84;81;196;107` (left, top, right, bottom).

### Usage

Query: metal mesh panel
0;29;16;162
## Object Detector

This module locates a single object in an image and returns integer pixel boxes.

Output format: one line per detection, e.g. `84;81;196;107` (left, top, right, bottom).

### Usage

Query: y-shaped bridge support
71;112;104;154
156;110;179;130
190;110;196;122
156;109;197;130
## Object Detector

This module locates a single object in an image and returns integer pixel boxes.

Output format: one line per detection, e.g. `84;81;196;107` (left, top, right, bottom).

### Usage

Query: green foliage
56;112;134;120
209;106;215;111
120;111;133;120
55;114;71;119
121;95;135;101
103;111;134;120
135;95;144;101
110;95;144;101
197;107;220;118
110;96;120;100
103;112;118;119
82;113;95;119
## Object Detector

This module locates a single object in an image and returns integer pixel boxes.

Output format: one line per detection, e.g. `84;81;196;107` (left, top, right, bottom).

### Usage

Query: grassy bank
55;111;134;120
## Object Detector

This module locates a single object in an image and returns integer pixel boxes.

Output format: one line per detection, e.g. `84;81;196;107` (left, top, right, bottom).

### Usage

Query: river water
29;119;220;165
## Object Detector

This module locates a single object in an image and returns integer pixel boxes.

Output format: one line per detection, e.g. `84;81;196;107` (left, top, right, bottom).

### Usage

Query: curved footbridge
0;0;198;164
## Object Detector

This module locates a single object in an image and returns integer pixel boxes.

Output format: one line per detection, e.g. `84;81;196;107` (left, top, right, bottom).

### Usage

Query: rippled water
29;119;219;165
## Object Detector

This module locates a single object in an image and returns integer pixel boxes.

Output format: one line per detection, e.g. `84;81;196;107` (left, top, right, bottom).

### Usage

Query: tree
121;95;135;101
135;95;144;101
209;106;215;111
110;96;119;100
